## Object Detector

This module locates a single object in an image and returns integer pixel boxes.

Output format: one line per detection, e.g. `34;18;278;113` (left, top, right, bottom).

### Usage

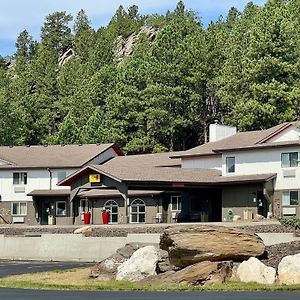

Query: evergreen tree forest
0;0;299;154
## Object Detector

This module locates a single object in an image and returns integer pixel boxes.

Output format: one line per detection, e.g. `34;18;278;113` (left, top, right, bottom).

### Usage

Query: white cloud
0;0;267;55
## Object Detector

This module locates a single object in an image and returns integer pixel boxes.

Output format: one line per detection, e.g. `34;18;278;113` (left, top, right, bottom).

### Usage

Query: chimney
209;121;237;142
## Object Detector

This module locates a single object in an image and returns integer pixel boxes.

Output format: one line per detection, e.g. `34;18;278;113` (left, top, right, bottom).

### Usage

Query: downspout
47;168;52;190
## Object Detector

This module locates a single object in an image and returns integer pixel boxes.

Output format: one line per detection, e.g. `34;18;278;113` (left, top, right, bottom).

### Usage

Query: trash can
227;209;234;222
102;211;109;224
83;211;91;224
48;215;56;225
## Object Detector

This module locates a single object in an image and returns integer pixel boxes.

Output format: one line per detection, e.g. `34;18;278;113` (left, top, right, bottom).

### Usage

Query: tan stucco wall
274;189;300;218
0;201;38;225
222;184;261;221
74;196;162;225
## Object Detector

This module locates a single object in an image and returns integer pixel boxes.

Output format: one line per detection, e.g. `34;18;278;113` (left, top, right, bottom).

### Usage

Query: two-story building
0;144;121;225
59;122;300;224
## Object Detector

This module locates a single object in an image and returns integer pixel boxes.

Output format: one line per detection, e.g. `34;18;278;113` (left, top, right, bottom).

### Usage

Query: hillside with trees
0;0;299;153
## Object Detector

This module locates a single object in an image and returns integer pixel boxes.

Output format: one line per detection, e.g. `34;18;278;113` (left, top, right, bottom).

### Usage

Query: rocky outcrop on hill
58;49;75;66
115;26;159;64
160;225;265;268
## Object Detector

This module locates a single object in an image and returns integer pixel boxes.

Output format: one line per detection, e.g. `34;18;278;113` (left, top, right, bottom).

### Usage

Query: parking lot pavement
0;260;92;278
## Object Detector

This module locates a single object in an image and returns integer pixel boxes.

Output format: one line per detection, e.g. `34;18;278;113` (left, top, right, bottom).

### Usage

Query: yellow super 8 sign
89;174;101;183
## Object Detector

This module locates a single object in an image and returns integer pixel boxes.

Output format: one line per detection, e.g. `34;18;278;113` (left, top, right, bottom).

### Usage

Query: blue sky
0;0;267;56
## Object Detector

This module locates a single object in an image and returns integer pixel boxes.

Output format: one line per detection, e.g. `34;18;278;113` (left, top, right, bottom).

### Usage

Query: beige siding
222;184;261;221
0;201;38;225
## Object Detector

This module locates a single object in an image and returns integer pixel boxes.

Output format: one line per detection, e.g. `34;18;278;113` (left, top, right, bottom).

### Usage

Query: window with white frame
80;199;89;213
104;200;119;224
57;171;67;183
130;199;145;223
226;157;235;173
12;202;27;216
171;195;182;211
282;191;299;206
281;152;298;168
56;201;66;216
13;172;27;185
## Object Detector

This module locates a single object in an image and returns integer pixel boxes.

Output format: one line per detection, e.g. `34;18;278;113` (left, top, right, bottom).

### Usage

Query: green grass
0;268;299;292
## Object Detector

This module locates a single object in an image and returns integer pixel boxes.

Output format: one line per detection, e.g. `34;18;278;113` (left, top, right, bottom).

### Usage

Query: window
12;202;27;216
171;195;182;211
226;157;235;173
57;171;67;183
104;200;119;224
130;199;145;223
56;201;66;216
282;191;299;206
281;152;298;168
80;199;89;213
13;172;27;185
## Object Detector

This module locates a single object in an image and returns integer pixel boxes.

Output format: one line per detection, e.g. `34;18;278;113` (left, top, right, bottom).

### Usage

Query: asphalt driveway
0;260;91;278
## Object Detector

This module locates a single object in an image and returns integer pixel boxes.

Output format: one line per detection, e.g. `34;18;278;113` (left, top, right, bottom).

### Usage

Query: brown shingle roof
0;144;116;169
172;123;293;158
92;161;276;185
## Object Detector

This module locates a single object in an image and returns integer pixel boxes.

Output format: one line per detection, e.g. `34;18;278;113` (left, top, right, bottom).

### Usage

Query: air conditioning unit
12;216;25;223
14;186;26;193
282;169;296;178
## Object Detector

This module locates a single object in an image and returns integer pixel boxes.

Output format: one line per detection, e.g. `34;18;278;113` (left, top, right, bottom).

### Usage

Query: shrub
279;217;300;230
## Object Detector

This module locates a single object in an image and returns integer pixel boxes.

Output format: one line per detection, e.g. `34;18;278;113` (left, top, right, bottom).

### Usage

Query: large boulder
140;261;232;286
116;246;161;282
160;225;265;268
90;243;139;278
237;257;276;285
278;253;300;285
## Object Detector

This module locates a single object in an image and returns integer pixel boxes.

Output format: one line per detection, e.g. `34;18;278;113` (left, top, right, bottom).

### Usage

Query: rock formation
115;26;159;64
58;49;75;66
160;225;265;268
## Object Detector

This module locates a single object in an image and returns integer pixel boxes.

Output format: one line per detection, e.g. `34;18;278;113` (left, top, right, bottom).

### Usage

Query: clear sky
0;0;267;57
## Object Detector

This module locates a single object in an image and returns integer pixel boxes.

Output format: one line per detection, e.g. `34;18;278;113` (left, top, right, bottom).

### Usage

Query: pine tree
51;113;80;144
41;11;73;56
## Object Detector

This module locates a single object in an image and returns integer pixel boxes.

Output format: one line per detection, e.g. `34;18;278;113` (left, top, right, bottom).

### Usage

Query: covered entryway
28;189;71;225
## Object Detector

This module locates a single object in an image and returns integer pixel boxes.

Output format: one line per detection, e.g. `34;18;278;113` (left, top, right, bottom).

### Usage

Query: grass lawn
0;268;299;291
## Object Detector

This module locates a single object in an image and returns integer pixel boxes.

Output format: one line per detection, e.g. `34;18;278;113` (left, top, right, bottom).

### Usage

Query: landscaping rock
160;225;265;268
90;243;139;278
116;246;161;281
237;257;276;285
156;249;178;273
73;226;92;234
278;253;300;285
141;261;232;286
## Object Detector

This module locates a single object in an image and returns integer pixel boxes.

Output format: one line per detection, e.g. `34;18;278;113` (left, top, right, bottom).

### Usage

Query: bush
279;217;300;230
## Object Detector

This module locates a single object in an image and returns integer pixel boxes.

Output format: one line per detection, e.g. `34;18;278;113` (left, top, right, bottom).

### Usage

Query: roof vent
9;145;13;148
61;144;65;147
78;144;82;146
26;145;30;147
43;144;48;147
